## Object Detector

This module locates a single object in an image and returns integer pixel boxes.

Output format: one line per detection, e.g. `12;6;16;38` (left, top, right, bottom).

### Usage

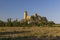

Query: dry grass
0;27;60;38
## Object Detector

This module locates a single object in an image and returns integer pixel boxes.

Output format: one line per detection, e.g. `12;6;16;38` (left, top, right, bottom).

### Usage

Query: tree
48;21;55;27
13;19;19;27
6;18;12;27
0;20;5;27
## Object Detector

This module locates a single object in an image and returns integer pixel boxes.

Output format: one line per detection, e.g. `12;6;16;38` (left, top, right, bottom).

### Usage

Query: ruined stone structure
24;11;31;20
24;11;47;20
20;11;55;25
23;11;48;24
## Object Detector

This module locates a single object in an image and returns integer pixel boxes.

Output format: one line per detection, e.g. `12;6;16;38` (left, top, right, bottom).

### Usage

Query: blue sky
0;0;60;23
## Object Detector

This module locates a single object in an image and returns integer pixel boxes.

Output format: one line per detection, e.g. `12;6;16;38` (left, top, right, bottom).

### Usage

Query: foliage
6;18;12;27
0;18;55;27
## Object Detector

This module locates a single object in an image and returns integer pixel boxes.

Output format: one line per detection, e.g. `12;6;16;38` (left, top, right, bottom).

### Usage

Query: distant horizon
0;0;60;24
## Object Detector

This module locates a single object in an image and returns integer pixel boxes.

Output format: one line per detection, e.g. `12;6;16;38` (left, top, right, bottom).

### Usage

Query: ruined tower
24;11;27;19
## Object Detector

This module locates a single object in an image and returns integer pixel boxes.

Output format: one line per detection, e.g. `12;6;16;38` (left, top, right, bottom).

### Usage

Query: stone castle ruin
24;11;31;20
19;11;55;26
23;11;48;24
24;11;47;21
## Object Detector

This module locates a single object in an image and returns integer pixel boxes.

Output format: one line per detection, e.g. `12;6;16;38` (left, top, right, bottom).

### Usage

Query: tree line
0;18;55;27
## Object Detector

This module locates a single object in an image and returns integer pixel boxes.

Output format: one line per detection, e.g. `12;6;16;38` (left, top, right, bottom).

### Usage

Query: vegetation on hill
0;11;56;27
0;17;55;27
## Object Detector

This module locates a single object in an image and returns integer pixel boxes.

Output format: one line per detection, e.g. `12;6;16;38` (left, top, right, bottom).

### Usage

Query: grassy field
0;27;60;40
0;27;60;37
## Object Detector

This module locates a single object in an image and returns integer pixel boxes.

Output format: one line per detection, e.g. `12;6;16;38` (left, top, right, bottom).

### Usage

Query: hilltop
20;11;55;27
0;11;55;27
